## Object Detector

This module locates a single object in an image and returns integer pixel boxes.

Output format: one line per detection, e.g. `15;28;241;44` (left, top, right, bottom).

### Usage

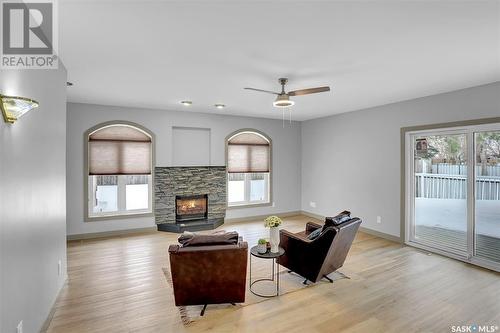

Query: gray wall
301;82;500;238
172;127;211;166
0;69;67;332
66;103;301;236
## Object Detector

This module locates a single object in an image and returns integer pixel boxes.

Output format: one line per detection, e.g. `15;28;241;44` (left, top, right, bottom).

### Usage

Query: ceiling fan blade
288;86;330;96
244;87;280;95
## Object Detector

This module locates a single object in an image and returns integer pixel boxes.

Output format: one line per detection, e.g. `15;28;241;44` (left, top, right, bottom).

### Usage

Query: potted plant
264;215;283;253
257;238;267;254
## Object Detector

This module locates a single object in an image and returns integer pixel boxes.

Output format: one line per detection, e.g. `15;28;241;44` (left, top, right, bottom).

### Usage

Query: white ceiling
60;0;500;121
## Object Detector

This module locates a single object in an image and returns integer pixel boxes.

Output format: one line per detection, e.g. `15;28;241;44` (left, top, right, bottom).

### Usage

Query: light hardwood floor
45;215;500;333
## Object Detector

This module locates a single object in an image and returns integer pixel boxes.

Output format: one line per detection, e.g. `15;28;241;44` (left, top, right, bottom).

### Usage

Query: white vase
269;227;279;253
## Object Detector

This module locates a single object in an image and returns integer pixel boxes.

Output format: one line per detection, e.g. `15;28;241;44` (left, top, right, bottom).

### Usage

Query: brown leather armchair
278;218;361;283
168;239;248;315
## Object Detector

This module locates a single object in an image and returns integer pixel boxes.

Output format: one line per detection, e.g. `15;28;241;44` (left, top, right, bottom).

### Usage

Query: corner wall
301;82;500;238
0;68;67;333
66;103;302;236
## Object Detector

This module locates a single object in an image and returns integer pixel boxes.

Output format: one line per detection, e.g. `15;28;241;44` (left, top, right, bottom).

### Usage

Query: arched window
85;122;154;219
226;129;271;207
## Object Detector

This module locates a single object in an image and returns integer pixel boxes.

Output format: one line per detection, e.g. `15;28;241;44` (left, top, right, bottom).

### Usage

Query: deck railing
421;163;500;176
415;173;500;200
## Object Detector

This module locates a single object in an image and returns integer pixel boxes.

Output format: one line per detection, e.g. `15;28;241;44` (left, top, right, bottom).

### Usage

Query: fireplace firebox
175;194;208;222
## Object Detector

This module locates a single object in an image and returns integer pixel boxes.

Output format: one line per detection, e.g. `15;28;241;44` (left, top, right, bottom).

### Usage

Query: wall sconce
1;94;39;124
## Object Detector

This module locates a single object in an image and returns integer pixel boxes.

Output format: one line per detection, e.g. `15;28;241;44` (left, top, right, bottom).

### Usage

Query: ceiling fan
244;78;330;108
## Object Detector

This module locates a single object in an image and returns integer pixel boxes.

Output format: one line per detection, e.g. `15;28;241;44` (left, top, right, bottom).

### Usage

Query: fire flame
178;199;204;213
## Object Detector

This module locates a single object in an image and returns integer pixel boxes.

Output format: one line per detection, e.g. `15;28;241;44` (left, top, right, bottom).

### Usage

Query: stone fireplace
155;166;226;232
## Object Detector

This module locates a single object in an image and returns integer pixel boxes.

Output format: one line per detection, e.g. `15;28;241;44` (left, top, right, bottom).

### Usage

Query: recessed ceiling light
180;101;192;106
214;103;225;109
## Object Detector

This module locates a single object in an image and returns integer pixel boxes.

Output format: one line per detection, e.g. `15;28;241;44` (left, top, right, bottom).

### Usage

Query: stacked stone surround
155;166;226;225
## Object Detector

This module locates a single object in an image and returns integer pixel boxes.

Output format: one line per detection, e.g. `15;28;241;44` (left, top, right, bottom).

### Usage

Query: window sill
227;202;272;210
85;212;154;222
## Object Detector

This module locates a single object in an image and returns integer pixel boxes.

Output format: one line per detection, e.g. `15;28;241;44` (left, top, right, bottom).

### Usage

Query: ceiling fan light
273;94;294;108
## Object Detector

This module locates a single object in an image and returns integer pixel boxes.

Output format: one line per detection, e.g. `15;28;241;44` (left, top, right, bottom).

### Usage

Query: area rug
162;262;348;325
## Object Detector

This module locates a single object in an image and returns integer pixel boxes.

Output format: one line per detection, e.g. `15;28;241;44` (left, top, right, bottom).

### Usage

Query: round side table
249;246;285;297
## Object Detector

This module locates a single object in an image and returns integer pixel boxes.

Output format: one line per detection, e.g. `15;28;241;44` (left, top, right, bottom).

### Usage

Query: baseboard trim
300;210;324;221
39;277;67;333
300;210;402;243
225;211;302;224
67;227;158;241
359;227;402;244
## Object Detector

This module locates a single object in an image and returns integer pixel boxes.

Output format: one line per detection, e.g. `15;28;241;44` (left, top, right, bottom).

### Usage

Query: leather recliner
168;238;248;313
278;218;361;283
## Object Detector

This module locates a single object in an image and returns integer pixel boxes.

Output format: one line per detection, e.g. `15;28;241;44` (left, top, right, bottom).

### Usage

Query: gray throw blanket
178;231;239;247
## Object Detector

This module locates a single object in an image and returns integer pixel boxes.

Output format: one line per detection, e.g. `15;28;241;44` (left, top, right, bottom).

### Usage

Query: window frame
227;173;270;207
225;129;273;209
84;121;155;222
88;175;153;218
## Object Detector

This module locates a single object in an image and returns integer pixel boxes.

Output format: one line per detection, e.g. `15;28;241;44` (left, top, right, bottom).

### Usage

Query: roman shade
88;125;152;175
227;131;270;173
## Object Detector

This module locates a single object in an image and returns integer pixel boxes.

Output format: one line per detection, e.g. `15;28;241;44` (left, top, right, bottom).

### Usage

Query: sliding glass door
406;123;500;271
412;132;469;255
474;130;500;264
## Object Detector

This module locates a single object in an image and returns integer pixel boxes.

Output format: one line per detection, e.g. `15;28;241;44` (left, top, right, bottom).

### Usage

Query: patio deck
415;198;500;263
415;225;500;263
